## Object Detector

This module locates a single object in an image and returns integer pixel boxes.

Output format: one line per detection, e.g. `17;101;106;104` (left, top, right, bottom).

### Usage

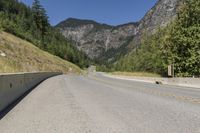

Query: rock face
56;0;181;61
56;19;138;59
132;0;182;46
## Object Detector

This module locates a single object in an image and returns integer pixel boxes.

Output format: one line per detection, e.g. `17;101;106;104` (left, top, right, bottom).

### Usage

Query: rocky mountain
56;0;182;62
56;18;138;60
132;0;182;47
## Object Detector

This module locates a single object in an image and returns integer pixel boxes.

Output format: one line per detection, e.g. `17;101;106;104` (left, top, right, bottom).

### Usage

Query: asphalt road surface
0;73;200;133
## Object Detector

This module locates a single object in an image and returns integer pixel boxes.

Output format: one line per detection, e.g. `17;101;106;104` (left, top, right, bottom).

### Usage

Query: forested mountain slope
113;0;200;77
0;0;89;68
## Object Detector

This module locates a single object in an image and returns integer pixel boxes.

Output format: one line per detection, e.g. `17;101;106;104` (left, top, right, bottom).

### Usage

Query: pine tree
32;0;49;49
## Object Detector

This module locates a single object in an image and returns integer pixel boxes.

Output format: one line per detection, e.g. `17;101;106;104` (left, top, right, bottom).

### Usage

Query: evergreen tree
32;0;49;48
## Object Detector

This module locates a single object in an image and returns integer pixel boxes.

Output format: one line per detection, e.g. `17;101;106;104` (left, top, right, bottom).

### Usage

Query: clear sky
20;0;157;26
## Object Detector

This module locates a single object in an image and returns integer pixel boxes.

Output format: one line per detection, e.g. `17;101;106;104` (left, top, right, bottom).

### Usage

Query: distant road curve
0;74;200;133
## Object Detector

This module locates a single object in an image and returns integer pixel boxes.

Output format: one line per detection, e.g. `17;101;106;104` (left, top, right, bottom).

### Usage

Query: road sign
168;65;174;77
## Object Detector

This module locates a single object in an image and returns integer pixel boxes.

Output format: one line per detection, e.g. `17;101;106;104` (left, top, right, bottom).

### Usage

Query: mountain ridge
56;0;182;62
56;18;138;60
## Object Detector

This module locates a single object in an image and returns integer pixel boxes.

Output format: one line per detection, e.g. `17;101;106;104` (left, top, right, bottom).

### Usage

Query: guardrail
0;72;62;113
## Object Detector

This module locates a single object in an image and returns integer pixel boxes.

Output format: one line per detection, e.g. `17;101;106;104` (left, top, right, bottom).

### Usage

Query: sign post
168;64;174;78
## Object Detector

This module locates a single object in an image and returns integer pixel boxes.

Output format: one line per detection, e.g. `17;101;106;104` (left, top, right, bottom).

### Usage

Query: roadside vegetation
0;31;81;73
99;0;200;77
109;72;161;77
0;0;90;69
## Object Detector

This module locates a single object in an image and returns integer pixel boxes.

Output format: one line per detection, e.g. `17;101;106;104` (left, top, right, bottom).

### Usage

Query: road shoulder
102;73;200;89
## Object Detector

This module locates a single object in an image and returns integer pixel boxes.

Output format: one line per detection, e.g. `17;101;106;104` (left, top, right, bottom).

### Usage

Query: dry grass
110;71;161;77
0;31;81;74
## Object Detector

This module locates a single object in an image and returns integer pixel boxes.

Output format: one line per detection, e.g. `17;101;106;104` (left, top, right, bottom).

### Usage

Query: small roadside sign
168;65;174;77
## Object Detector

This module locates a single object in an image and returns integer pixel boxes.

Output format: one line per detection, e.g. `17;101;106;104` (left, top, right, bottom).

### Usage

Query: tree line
0;0;90;68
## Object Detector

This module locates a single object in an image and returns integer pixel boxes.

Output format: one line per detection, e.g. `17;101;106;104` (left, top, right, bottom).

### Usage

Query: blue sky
20;0;157;26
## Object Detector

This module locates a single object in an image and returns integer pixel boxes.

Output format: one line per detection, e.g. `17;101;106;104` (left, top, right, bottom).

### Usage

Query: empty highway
0;73;200;133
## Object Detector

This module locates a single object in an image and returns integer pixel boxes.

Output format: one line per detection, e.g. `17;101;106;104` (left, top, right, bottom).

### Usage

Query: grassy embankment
109;71;161;77
0;32;81;74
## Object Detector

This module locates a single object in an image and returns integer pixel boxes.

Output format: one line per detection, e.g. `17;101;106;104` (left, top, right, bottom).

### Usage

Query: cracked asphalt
0;74;200;133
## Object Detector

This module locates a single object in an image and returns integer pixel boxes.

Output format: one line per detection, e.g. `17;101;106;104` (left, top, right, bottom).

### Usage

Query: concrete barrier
156;78;200;88
104;73;200;89
0;72;62;113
